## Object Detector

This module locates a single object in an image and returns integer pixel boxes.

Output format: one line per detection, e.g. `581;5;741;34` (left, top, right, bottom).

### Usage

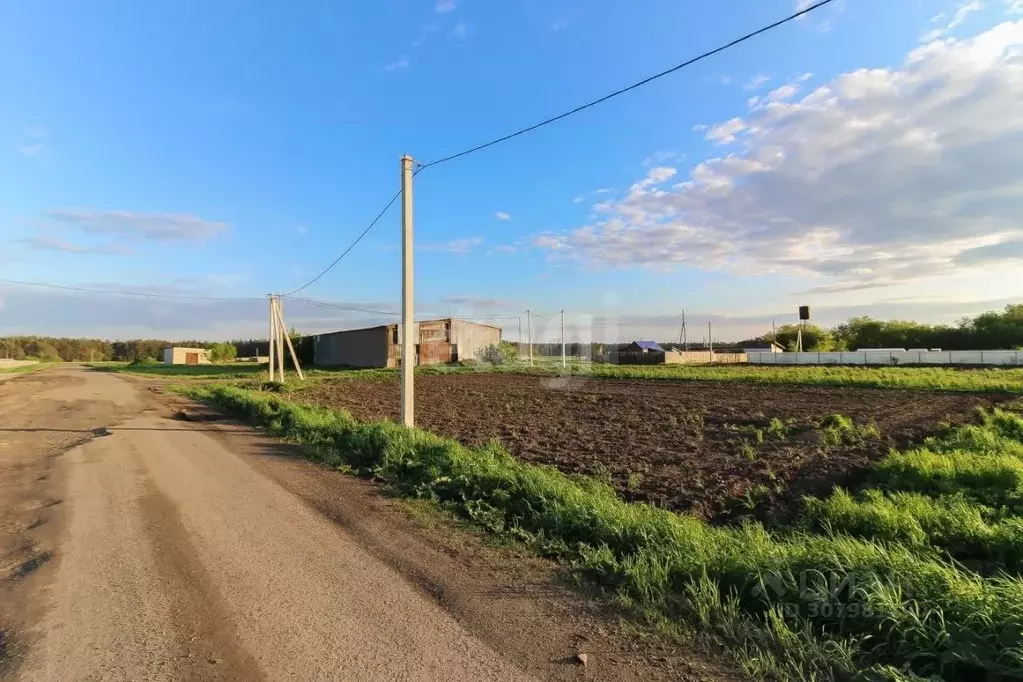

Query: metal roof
633;340;665;352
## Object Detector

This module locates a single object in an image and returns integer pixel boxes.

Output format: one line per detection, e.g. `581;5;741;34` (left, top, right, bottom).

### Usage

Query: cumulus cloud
16;235;128;255
530;21;1023;293
705;117;746;144
47;209;229;242
744;74;770;90
436;0;456;13
921;0;984;42
495;211;511;221
384;56;410;71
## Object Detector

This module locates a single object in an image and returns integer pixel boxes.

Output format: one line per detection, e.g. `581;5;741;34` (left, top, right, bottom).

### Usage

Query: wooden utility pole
273;298;305;381
268;295;276;380
400;155;415;428
560;310;566;369
275;297;285;381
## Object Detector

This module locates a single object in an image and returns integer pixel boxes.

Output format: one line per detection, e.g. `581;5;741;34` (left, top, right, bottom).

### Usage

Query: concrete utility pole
400;155;415;428
560;310;566;369
708;321;713;357
526;309;533;366
268;295;276;381
518;316;523;358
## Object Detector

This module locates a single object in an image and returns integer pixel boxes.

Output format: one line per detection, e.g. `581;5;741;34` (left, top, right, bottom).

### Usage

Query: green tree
207;342;238;363
768;324;837;351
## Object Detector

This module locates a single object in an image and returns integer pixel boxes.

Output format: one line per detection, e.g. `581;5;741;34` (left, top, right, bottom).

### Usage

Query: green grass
572;363;1023;393
0;361;55;375
302;361;1023;394
183;383;1023;681
805;410;1023;576
106;356;1023;394
86;361;266;379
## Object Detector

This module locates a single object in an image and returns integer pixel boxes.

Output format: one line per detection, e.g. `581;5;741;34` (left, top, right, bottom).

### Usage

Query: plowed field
288;373;1008;519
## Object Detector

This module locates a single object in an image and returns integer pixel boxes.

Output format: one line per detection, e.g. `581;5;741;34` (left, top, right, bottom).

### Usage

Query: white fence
747;350;1023;367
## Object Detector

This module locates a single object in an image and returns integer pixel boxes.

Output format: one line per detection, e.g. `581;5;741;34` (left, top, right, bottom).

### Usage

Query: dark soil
288;374;1008;520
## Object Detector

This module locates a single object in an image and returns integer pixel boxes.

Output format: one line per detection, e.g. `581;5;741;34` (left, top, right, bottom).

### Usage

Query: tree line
0;337;244;363
753;304;1023;352
3;304;1020;363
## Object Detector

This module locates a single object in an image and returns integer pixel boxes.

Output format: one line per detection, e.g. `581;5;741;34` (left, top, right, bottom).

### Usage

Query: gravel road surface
0;367;735;682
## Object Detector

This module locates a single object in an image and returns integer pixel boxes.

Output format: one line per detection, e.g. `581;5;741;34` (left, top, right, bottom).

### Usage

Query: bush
208;342;238;363
475;341;517;365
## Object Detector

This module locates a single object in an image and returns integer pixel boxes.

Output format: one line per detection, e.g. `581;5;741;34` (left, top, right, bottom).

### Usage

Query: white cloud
453;20;468;38
796;72;814;82
572;196;585;203
551;18;568;31
766;84;800;102
17;235;128;255
495;211;511;221
626;167;677;199
436;0;457;13
1009;0;1023;14
384;56;409;71
422;237;483;254
47;209;229;242
921;0;984;42
530;21;1023;295
744;74;771;90
705;117;746;144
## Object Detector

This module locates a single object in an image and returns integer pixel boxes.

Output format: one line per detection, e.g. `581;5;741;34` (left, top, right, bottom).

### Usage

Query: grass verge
183;383;1023;681
805;409;1023;576
0;362;55;375
86;362;265;379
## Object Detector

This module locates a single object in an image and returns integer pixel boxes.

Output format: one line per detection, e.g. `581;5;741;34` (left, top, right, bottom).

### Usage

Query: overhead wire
280;187;403;297
417;0;836;170
276;0;835;298
0;277;262;301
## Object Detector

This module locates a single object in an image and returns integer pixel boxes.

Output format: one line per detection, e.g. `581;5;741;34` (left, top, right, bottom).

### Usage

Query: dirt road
0;367;726;681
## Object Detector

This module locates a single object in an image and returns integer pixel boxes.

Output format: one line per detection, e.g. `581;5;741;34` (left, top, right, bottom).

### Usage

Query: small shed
619;340;667;365
743;341;784;354
162;347;211;365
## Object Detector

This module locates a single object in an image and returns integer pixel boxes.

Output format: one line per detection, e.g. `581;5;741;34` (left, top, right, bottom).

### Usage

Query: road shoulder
162;389;740;682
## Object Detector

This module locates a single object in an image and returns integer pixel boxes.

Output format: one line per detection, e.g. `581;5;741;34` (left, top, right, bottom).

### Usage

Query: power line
280;295;401;316
418;0;835;170
281;187;403;297
0;278;261;301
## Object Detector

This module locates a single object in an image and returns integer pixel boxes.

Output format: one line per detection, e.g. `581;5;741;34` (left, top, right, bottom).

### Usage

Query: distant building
162;347;211;365
312;318;502;368
618;341;667;364
742;341;784;354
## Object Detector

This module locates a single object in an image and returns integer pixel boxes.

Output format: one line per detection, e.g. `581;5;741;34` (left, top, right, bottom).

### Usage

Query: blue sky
3;0;1023;342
